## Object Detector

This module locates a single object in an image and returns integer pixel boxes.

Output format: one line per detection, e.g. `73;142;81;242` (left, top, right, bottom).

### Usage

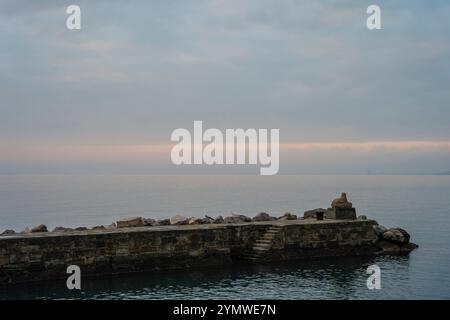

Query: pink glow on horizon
0;141;449;164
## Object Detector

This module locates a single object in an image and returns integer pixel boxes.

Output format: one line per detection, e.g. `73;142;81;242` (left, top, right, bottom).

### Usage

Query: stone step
253;241;272;247
254;244;270;249
243;225;284;260
253;247;270;252
264;233;277;237
253;245;270;250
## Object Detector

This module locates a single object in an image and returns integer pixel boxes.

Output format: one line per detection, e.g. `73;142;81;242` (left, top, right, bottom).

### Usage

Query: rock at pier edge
0;193;417;285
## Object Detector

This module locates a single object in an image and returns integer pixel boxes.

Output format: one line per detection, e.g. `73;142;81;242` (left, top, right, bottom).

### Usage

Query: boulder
52;226;74;232
372;224;387;239
203;215;214;224
155;219;171;226
224;214;251;224
402;242;419;252
143;218;156;226
331;192;353;209
278;212;298;220
31;224;48;233
170;215;189;225
106;223;117;229
252;212;276;222
357;215;367;220
213;216;224;224
188;217;204;225
378;241;418;255
382;228;410;244
74;227;88;231
92;225;106;231
1;229;16;235
303;208;325;219
116;217;145;228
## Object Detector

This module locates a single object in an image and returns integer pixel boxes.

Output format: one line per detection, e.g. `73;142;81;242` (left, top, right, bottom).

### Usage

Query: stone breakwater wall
0;220;378;285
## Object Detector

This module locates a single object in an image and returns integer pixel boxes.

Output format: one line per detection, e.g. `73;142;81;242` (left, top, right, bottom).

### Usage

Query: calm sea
1;175;449;299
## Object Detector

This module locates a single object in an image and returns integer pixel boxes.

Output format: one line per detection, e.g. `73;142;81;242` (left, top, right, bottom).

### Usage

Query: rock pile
0;211;304;236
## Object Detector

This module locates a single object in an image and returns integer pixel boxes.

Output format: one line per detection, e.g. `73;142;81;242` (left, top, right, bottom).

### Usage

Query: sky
1;0;450;174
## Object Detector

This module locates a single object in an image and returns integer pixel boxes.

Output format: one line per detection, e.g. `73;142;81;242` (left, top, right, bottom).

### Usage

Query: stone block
326;207;356;220
117;217;145;228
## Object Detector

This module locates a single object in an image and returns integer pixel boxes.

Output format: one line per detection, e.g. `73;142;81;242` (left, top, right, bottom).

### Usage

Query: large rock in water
170;215;189;225
224;214;251;224
382;228;410;244
252;212;276;222
376;226;417;255
31;224;48;233
116;217;145;228
303;208;325;219
378;241;418;255
331;192;353;209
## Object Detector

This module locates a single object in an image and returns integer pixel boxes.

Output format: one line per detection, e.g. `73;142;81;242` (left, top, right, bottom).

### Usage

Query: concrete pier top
0;218;375;240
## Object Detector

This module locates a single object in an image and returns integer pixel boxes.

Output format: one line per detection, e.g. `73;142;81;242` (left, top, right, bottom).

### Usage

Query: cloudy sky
1;0;449;174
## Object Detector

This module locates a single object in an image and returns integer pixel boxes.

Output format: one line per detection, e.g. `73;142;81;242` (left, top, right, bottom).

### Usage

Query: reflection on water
2;255;414;300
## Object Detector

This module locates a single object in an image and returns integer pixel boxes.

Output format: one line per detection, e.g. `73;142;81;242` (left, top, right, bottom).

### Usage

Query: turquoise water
1;175;449;299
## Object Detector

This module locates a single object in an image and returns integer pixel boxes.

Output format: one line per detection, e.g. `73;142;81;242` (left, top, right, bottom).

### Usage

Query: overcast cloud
1;0;449;174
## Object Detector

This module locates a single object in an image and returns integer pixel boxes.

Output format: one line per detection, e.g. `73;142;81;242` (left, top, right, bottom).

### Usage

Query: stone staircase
241;225;283;261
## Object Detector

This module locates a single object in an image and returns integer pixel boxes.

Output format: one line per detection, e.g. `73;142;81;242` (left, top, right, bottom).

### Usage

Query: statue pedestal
326;207;356;220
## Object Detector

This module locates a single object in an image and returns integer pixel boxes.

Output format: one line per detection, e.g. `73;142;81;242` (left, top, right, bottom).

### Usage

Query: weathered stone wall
0;226;234;285
269;220;379;260
0;220;379;285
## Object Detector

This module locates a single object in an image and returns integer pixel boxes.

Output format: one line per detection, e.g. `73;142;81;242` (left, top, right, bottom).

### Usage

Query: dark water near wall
1;175;449;299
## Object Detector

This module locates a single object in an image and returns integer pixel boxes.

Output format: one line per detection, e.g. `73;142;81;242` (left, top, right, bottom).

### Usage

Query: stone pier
0;219;379;285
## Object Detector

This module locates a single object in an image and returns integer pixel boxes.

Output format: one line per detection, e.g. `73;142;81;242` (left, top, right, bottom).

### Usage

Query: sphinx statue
331;192;353;209
326;193;356;220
